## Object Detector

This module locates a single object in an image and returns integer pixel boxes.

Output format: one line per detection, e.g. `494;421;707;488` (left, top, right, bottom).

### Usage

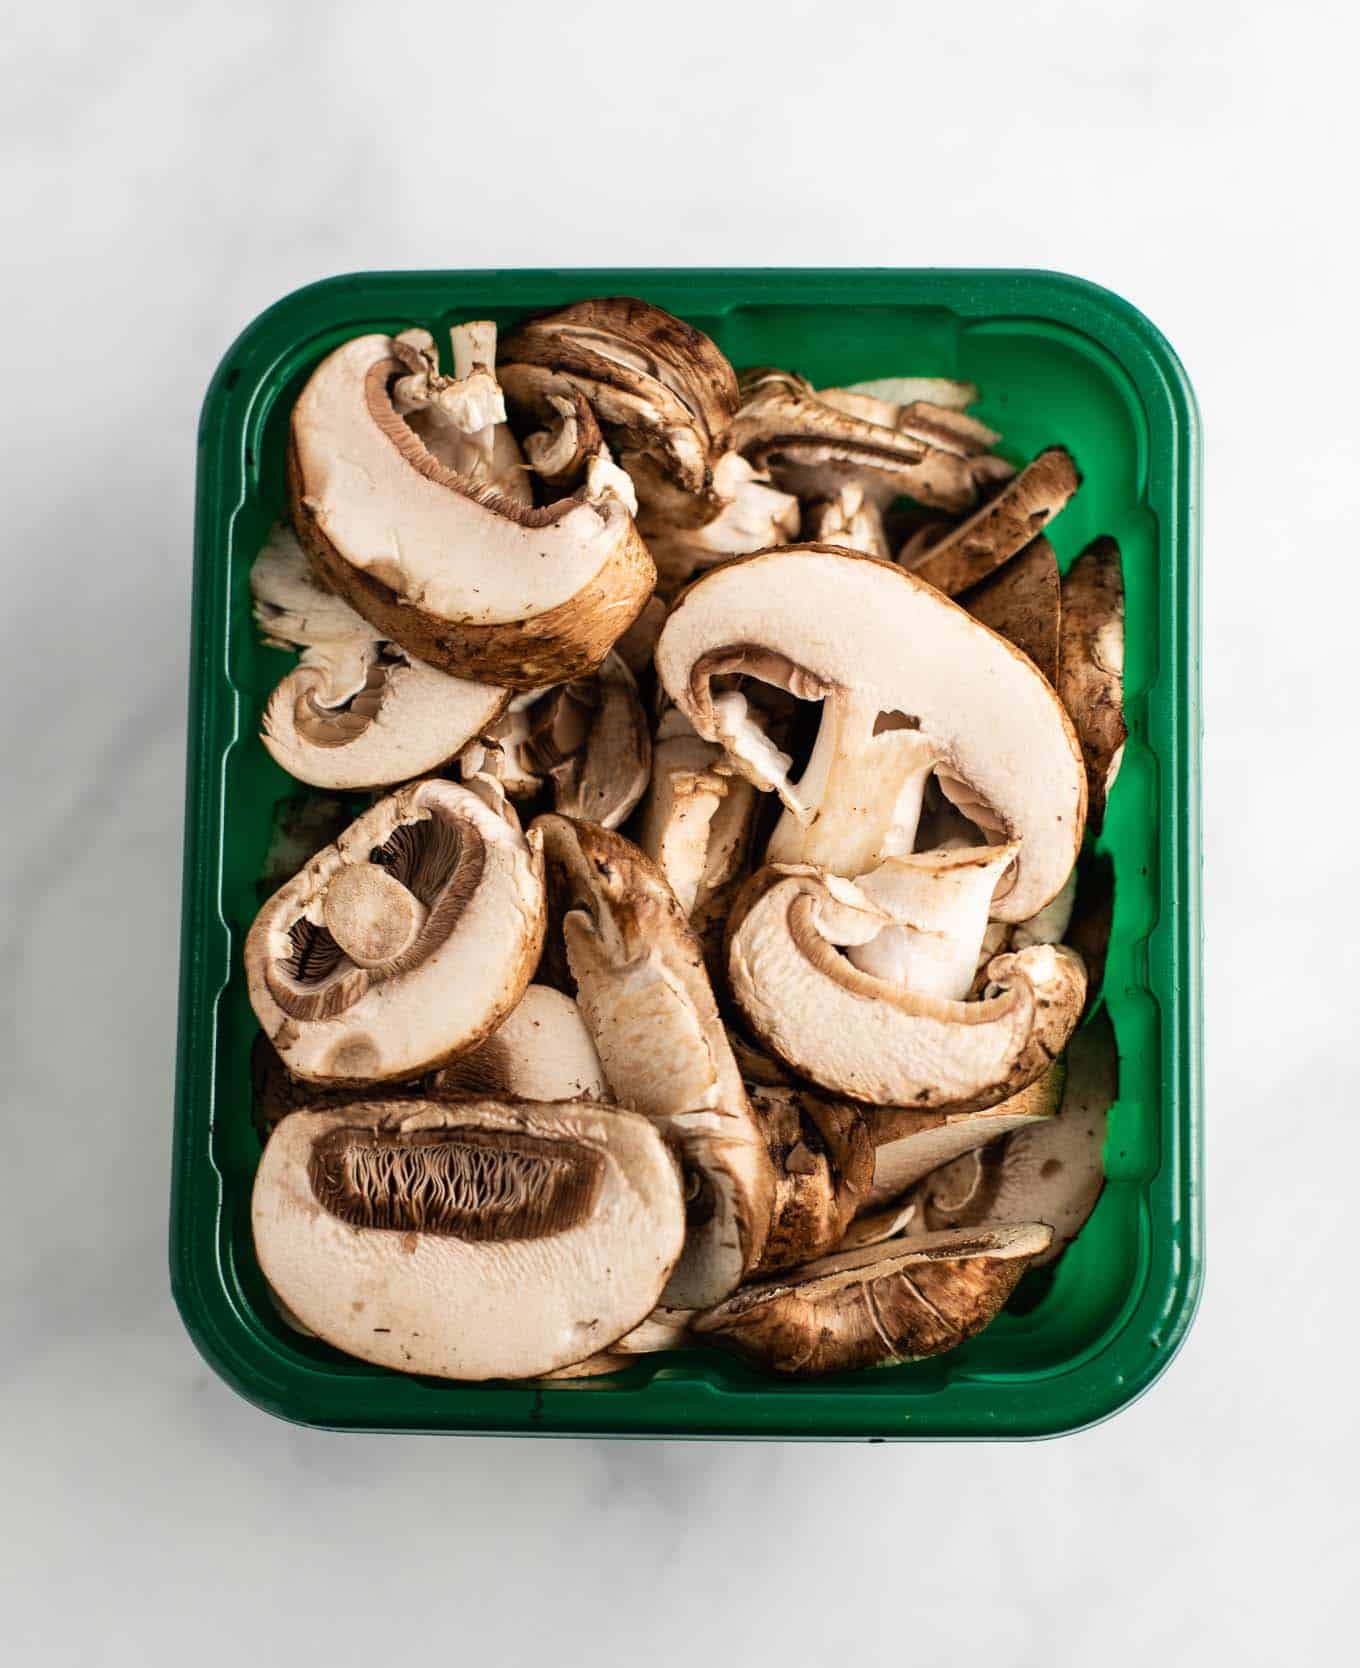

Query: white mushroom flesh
728;866;1086;1109
245;779;546;1084
253;1100;685;1380
292;333;635;626
657;547;1087;916
844;843;1019;1001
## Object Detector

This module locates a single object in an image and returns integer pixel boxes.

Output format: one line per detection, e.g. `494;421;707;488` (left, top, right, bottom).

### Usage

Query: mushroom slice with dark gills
244;778;545;1085
732;369;1012;516
287;329;655;690
534;814;776;1307
498;296;740;506
693;1223;1052;1374
251;524;509;790
253;1100;685;1380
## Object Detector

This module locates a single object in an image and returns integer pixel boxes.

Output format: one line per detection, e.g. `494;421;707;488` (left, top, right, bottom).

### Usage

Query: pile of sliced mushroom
244;299;1124;1381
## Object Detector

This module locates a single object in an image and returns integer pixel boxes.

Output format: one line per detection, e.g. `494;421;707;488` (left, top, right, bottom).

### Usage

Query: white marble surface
3;2;1356;1662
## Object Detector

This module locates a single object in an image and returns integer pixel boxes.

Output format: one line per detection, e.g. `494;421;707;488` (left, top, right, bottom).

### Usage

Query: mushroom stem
450;320;497;385
765;691;943;876
321;863;428;968
844;844;1020;1001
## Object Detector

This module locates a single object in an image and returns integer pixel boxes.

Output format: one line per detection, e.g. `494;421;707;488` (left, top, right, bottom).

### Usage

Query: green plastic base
172;269;1202;1438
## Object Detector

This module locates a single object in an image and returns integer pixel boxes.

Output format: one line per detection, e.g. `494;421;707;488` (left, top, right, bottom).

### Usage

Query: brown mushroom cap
498;297;739;497
253;1099;686;1380
962;536;1062;685
1058;537;1127;830
534;814;776;1306
244;778;545;1084
749;1085;874;1273
904;449;1080;597
692;1223;1052;1374
288;332;655;689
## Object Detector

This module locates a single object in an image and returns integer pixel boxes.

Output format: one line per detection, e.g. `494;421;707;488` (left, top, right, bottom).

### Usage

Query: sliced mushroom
389;323;531;505
903;449;1080;597
539;653;651;827
1011;864;1078;950
457;651;650;828
1058;537;1126;830
656;546;1087;911
692;1223;1052;1374
251;984;605;1140
532;1303;697;1379
252;525;509;788
637;716;730;915
800;483;889;558
457;705;543;800
638;451;801;594
843;844;1020;1001
821;387;1005;461
727;864;1086;1110
908;1011;1115;1265
253;1099;685;1379
504;377;605;494
732;369;1008;515
835;1196;920;1252
431;985;608;1102
637;709;761;949
962;536;1061;685
612;1306;696;1353
244;779;545;1084
499;297;739;501
861;1063;1065;1210
748;1085;874;1273
842;375;979;412
288;331;655;689
534;814;776;1306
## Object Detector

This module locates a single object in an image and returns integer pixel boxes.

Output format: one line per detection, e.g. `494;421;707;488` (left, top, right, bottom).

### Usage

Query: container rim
173;267;1202;1440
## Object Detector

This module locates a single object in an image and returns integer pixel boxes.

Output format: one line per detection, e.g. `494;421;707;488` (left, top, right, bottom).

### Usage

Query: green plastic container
172;269;1201;1439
